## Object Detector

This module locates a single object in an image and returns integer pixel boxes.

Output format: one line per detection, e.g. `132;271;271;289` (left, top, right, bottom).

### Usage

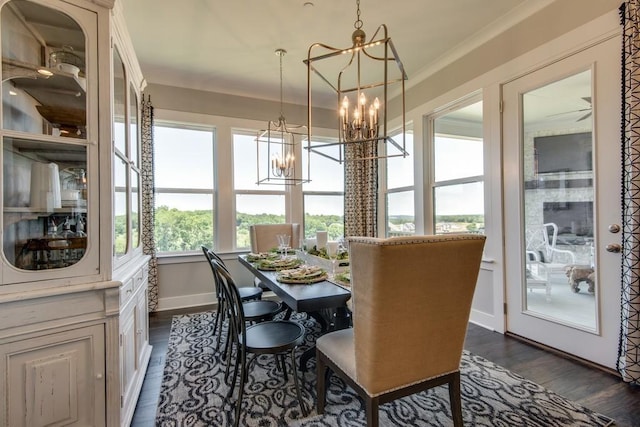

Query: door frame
501;35;621;369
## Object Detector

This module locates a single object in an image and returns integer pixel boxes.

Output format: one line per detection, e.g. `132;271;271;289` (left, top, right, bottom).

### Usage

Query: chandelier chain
279;51;284;118
354;0;363;30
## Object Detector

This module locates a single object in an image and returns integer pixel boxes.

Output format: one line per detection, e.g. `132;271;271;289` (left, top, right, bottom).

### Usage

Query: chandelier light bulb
339;92;381;142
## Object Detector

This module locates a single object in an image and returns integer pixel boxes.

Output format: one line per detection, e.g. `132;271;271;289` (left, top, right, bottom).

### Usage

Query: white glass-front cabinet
112;15;151;425
0;0;150;426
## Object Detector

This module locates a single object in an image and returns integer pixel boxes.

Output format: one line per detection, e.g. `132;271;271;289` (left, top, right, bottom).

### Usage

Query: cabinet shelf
4;206;87;215
3;57;86;127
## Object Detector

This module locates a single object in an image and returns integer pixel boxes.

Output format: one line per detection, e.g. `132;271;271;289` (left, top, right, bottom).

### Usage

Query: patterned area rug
155;311;614;426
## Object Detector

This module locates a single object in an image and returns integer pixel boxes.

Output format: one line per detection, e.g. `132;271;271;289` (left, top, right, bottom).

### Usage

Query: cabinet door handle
96;373;103;380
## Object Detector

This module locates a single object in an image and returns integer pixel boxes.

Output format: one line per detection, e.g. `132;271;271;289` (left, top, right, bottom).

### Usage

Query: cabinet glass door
2;1;86;138
1;0;91;273
112;45;142;261
113;49;126;154
3;137;87;270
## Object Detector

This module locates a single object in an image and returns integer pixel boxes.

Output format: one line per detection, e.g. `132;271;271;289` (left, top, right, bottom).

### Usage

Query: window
431;99;484;234
233;130;285;249
385;127;414;237
302;140;344;242
153;124;215;253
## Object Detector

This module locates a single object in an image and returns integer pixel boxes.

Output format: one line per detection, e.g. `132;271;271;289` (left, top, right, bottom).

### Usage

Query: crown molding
407;0;555;89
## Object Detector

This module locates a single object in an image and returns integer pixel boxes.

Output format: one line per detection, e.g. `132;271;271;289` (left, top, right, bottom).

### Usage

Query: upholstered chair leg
365;396;379;427
449;371;463;427
290;348;308;416
316;354;327;414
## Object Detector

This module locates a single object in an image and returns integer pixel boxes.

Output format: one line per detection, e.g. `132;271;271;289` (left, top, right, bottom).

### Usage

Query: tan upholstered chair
249;223;301;253
316;234;486;427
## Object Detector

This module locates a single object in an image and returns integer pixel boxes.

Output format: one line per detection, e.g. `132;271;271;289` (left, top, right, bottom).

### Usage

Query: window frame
301;135;344;240
232;128;288;250
153;121;217;255
382;125;415;237
428;96;485;235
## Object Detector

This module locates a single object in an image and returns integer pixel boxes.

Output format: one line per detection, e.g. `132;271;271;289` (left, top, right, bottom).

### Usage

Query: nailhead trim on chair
347;234;485;246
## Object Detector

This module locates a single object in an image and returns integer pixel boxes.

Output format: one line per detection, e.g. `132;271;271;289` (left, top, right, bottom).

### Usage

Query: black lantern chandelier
304;0;408;163
256;48;310;185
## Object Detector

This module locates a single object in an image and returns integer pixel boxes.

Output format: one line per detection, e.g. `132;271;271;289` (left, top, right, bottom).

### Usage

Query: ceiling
120;0;555;108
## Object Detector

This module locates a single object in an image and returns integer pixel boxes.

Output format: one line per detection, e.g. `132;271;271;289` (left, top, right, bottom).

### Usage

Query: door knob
606;243;621;253
608;224;621;233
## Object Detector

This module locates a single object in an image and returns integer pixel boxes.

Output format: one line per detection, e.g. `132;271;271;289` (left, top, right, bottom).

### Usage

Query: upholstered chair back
348;234;486;396
249;223;301;253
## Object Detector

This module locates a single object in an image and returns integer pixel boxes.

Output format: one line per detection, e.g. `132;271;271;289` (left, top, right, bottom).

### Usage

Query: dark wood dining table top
237;254;351;313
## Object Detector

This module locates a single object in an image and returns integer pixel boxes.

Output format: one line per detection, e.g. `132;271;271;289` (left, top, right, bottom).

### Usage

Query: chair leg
212;303;221;337
233;348;247;427
223;325;235;376
449;371;463;427
289;348;307;416
226;339;241;398
216;300;227;351
280;354;288;382
365;396;379;427
224;336;234;382
316;353;327;414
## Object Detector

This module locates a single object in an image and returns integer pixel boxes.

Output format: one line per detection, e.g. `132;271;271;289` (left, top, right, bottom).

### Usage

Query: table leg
333;306;351;330
299;306;351;372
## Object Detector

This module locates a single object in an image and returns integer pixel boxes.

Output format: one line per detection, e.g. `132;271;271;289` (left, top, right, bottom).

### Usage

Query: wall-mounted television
534;132;592;174
543;201;593;237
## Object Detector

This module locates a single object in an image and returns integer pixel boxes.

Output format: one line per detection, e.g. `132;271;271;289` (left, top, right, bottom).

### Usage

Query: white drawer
133;266;146;292
120;278;135;305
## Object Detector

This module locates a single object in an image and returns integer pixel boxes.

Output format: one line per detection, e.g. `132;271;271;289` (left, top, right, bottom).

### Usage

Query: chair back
210;257;247;338
249;223;301;253
348;234;486;396
202;246;228;300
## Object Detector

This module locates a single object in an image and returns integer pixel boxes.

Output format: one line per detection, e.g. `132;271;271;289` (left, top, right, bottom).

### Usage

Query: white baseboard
156;289;279;312
157;292;216;311
469;309;499;332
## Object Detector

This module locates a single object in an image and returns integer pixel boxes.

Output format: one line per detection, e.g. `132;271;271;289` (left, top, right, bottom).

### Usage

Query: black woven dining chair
211;257;308;427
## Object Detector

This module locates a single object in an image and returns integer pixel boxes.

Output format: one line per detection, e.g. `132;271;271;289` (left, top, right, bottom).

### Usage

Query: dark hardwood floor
130;306;640;427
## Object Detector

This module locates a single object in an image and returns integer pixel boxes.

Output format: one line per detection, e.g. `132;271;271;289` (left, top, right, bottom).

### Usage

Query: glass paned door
503;36;621;369
522;71;596;329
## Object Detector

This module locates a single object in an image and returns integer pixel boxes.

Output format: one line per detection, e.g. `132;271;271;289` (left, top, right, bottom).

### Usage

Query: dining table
237;254;351;371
